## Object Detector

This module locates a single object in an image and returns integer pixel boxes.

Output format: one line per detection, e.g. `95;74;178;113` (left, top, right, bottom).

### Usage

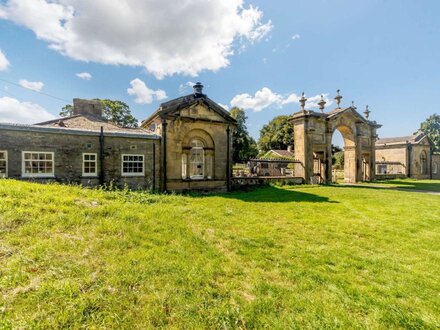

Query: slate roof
35;114;157;137
376;131;427;146
269;150;295;158
142;93;236;125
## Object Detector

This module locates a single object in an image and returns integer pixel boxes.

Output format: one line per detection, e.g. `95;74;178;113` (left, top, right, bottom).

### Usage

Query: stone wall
0;127;160;190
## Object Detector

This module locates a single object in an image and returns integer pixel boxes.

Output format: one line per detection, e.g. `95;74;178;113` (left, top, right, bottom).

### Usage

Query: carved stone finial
299;92;307;112
318;94;326;113
334;89;342;109
351;101;356;110
364;105;371;119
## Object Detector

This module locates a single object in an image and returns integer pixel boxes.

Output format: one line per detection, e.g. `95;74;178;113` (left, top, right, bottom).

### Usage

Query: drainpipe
161;118;167;192
99;126;105;185
152;142;156;192
430;144;433;180
407;143;412;178
226;125;231;192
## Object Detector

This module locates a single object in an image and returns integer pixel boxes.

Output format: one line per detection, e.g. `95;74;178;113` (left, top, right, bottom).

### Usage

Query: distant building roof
376;130;428;146
35;114;157;137
261;149;295;159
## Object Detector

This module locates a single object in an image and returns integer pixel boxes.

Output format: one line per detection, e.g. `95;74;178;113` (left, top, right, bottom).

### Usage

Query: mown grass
0;179;439;329
366;178;440;192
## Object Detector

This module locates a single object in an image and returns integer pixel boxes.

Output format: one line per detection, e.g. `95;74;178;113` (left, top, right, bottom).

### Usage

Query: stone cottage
0;83;236;192
375;130;440;179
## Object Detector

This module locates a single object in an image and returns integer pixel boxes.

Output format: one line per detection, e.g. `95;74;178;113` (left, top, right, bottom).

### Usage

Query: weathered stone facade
375;131;438;179
0;84;235;192
291;93;381;184
142;83;236;192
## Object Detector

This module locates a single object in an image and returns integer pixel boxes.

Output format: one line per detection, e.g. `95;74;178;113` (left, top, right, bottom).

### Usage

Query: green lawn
1;180;439;329
365;178;440;192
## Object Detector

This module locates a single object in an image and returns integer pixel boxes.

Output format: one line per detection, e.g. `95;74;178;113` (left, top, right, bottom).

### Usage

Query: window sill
121;174;145;178
21;175;55;179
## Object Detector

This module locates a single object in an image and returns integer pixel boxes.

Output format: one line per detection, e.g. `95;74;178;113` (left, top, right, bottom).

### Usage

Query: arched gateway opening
291;92;381;184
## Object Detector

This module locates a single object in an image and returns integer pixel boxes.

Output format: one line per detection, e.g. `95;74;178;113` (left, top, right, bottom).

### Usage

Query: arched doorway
291;92;381;184
331;125;357;183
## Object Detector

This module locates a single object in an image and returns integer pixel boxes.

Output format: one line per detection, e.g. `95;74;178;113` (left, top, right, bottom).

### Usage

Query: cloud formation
76;72;92;80
0;49;9;71
0;96;55;124
231;87;283;112
19;79;44;92
230;88;333;112
0;0;272;78
291;34;301;40
127;78;167;104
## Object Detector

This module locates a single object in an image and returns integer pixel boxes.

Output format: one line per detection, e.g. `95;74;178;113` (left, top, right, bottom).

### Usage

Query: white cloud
76;72;92;80
230;88;333;112
19;79;44;92
0;0;272;78
230;87;283;112
0;49;10;71
291;34;301;40
127;78;167;104
178;81;196;94
0;96;55;124
218;103;229;111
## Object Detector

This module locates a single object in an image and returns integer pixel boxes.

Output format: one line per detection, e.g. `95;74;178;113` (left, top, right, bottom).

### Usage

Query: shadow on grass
217;185;337;203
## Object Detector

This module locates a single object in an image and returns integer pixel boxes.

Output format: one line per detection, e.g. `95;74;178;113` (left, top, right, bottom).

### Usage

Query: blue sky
0;0;439;147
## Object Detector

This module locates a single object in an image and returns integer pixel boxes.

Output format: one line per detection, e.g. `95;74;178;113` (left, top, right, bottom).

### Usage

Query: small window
0;151;7;178
378;164;387;174
122;154;144;176
83;153;98;177
22;151;54;178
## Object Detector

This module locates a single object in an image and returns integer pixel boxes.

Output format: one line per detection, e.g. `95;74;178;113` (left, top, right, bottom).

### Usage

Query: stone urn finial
318;95;326;113
300;92;307;112
364;105;371;119
334;89;342;109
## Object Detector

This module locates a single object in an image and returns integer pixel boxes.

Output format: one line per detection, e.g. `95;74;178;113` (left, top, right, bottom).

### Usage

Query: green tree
258;115;294;153
420;114;440;151
229;107;258;162
60;99;138;128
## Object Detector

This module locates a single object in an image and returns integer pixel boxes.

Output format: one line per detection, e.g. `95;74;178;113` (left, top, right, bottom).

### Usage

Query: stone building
375;130;440;179
0;83;236;192
141;82;236;192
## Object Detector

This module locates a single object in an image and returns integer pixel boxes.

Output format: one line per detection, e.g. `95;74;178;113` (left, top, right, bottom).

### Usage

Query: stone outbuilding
0;83;236;192
375;130;439;179
141;82;236;192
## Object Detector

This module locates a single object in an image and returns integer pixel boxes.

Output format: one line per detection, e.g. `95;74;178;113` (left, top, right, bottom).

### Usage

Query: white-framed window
190;139;204;179
82;153;98;177
0;151;7;178
121;154;144;176
22;151;54;178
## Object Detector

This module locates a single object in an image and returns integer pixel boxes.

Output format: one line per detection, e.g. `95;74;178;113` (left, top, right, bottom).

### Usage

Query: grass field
1;179;439;329
366;178;440;192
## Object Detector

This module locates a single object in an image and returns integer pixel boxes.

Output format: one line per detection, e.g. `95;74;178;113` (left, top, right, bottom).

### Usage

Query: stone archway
290;92;381;184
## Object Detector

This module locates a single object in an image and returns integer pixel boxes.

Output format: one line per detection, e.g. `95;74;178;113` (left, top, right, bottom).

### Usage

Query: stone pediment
142;93;236;127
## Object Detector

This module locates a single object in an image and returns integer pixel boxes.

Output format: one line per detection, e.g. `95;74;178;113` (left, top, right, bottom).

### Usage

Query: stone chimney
73;98;103;118
287;145;293;153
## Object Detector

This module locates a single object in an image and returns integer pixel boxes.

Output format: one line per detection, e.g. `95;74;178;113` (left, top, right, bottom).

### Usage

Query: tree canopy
60;99;138;128
229;107;258;162
420;113;440;151
258;115;294;153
